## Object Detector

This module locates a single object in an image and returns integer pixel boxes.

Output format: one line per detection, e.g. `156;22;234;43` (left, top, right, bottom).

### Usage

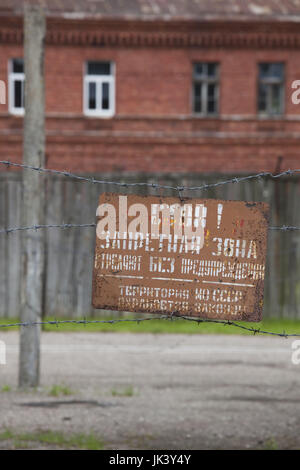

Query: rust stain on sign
92;193;270;322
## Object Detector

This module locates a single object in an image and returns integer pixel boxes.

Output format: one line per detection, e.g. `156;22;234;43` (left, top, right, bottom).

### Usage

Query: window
193;63;219;116
84;61;115;117
9;58;24;115
258;63;284;116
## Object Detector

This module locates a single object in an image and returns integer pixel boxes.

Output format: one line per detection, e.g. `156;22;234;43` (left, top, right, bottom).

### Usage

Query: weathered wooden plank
0;178;8;317
7;179;21;318
72;181;96;317
55;180;77;316
44;176;63;317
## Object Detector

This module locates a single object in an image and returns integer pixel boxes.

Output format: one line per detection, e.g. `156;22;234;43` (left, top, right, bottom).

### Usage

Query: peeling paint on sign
92;193;269;322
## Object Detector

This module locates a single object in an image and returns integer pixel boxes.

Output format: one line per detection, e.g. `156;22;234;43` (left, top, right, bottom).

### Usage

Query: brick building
1;0;300;174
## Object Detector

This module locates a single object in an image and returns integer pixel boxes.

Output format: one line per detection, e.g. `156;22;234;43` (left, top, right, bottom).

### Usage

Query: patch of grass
1;316;300;336
111;385;135;397
1;385;12;392
263;437;278;450
0;430;14;440
48;384;73;397
0;429;103;450
13;440;29;449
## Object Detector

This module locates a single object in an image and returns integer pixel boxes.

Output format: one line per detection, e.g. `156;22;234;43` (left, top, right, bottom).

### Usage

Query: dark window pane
12;58;24;73
207;84;217;113
88;82;96;109
22;81;25;107
259;63;270;79
207;99;216;114
194;63;203;76
87;62;111;75
271;83;281;114
14;80;22;107
207;63;217;77
102;82;109;110
194;83;201;98
259;63;283;79
208;83;215;99
258;83;268;112
194;63;217;78
270;63;283;79
194;83;202;113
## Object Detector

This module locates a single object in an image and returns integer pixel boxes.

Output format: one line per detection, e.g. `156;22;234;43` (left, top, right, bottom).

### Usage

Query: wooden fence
0;171;299;319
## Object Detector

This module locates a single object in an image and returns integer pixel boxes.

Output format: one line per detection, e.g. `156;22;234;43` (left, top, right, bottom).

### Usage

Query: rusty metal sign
92;193;269;322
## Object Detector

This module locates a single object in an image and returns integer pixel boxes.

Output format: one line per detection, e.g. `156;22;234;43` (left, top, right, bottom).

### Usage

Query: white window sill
83;111;115;119
9;109;24;116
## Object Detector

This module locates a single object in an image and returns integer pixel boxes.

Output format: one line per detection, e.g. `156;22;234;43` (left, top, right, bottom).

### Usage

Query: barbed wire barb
0;223;300;234
0;316;300;337
1;159;300;192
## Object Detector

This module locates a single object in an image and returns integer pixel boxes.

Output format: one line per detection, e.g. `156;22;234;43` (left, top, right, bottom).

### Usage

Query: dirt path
0;331;299;449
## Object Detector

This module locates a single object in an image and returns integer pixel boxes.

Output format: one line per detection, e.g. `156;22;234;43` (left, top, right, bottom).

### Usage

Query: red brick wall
1;24;300;175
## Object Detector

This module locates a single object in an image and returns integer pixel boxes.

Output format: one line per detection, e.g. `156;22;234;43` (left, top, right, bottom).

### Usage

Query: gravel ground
0;331;300;449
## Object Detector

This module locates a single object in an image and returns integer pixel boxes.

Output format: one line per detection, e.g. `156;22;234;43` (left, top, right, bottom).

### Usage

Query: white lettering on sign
93;194;269;322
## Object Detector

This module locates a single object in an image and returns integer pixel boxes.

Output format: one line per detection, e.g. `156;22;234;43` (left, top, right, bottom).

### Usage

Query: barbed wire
0;223;96;234
269;226;300;231
1;159;300;192
0;223;299;234
0;315;298;337
1;159;300;338
1;161;299;233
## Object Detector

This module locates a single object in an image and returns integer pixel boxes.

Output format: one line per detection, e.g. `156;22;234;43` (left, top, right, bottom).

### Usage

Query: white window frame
193;62;219;117
258;63;284;116
83;62;115;117
8;59;25;116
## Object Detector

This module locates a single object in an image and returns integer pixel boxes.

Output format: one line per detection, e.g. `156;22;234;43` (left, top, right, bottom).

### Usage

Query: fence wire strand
0;316;299;338
0;223;300;234
1;159;300;337
1;159;300;192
